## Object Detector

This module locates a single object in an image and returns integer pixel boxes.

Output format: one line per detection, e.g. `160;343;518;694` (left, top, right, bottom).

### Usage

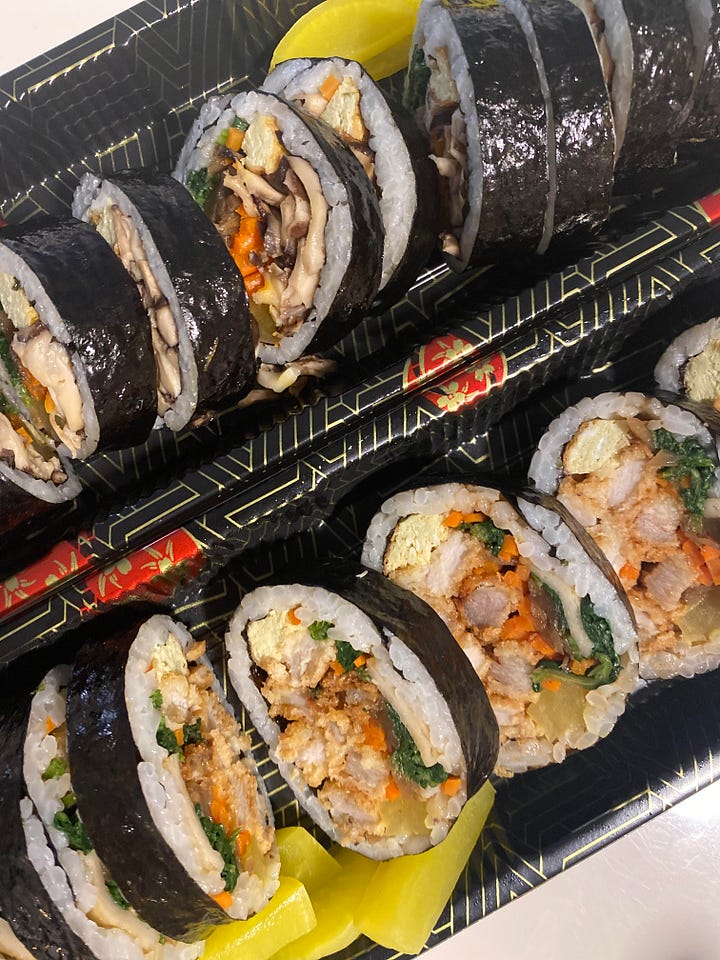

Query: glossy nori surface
619;0;695;174
288;560;499;797
521;0;614;241
686;2;720;141
67;625;230;943
441;0;548;266
231;91;383;359
98;172;256;419
0;219;156;453
0;691;95;960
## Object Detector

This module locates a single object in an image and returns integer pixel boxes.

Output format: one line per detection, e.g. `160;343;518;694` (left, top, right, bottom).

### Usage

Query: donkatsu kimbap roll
655;316;720;409
72;172;255;431
0;220;156;458
362;483;638;777
22;665;201;959
67;616;280;941
500;0;615;248
571;0;696;172
406;0;549;268
262;57;438;303
528;392;720;680
226;562;498;857
174;89;383;363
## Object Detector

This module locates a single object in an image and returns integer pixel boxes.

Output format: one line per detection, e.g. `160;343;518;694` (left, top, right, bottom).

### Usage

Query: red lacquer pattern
697;191;720;224
0;534;95;614
403;335;476;392
420;352;508;413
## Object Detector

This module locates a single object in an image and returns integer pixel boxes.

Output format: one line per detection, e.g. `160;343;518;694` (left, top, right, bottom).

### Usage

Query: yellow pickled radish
270;847;379;960
276;826;341;893
355;781;496;956
270;0;422;80
200;877;316;960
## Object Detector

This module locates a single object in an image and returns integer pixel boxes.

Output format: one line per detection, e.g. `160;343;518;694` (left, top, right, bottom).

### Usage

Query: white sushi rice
413;0;484;269
528;391;720;680
0;243;100;459
262;57;417;290
172;94;233;185
72;174;199;432
654;316;720;395
362;482;640;776
226;583;467;858
0;440;80;504
22;665;201;960
125;615;279;921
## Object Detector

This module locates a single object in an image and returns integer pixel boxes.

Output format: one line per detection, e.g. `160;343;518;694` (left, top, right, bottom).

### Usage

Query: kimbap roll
262;57;439;303
571;0;696;173
528;392;720;680
22;665;201;959
406;0;549;269
655;316;720;410
72;172;256;431
67;616;280;942
0;220;156;458
174;89;383;363
362;483;638;776
226;562;498;857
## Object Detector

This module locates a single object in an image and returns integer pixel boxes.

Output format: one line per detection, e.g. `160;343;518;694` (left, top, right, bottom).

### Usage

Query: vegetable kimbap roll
174;89;383;363
528;392;720;680
571;0;696;173
362;483;638;776
226;562;498;857
262;57;438;303
655;317;720;410
23;665;202;959
0;220;156;458
72;172;256;431
405;0;549;269
67;616;279;941
0;383;80;535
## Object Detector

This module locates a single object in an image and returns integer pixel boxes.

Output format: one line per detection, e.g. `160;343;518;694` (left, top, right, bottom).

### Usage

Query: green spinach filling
458;518;506;556
405;45;431;114
195;803;239;893
53;793;93;854
653;427;716;521
387;703;448;788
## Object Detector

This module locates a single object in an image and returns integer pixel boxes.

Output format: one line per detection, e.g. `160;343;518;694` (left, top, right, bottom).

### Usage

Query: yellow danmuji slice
354;781;496;956
270;0;422;80
201;877;316;960
275;826;341;893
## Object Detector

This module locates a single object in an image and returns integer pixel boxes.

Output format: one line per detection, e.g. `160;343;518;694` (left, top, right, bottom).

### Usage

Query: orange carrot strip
499;613;535;641
363;719;387;751
174;728;184;746
681;538;713;586
44;393;55;415
541;678;562;692
570;658;597;676
212;891;233;910
330;660;344;676
225;126;244;152
516;594;532;618
287;606;302;626
45;716;57;734
354;654;367;667
502;569;524;591
531;634;560;660
701;545;720;586
244;271;265;295
319;74;342;100
443;510;463;528
618;563;640;582
441;776;461;797
498;534;519;563
235;830;251;858
462;512;485;523
385;779;401;801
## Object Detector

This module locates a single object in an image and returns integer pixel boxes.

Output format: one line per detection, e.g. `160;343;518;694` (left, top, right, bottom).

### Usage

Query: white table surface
3;4;720;959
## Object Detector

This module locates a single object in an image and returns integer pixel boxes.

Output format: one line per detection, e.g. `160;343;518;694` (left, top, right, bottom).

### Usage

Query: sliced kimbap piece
405;0;549;269
528;392;720;681
72;172;255;431
0;382;80;536
362;483;638;777
571;0;696;173
655;316;720;409
0;689;96;960
683;0;720;140
226;561;498;857
67;615;279;942
174;89;383;363
262;57;439;304
0;220;156;458
22;665;202;959
500;0;615;250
